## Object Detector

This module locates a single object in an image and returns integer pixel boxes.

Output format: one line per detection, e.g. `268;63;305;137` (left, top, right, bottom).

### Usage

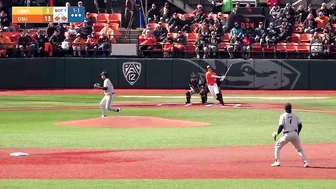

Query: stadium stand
0;0;335;58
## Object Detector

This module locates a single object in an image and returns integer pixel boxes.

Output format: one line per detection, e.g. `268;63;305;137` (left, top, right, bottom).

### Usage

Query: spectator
203;13;215;26
124;0;136;26
222;0;233;14
319;3;329;16
168;13;180;32
270;11;282;26
329;4;336;24
243;22;254;37
210;21;223;38
207;31;219;58
86;32;98;57
173;31;187;57
179;15;191;33
211;0;222;14
199;24;210;37
61;35;72;55
254;22;266;44
309;32;323;59
315;12;329;32
72;33;85;57
34;30;47;56
49;30;62;56
162;35;174;57
276;22;290;43
78;1;83;7
84;12;95;28
245;3;251;8
280;3;295;18
295;5;308;23
0;11;14;31
216;12;227;32
139;30;157;57
192;5;206;23
153;22;168;42
242;34;252;59
303;13;317;33
16;31;33;57
65;2;70;7
142;24;153;35
47;23;57;38
67;23;78;40
80;21;92;39
269;3;281;18
195;34;208;59
322;33;330;56
100;23;114;37
265;22;277;45
160;3;172;22
308;4;317;18
228;32;241;58
57;24;67;42
97;33;110;56
230;22;242;38
231;2;240;15
284;11;295;27
0;30;11;57
148;4;160;23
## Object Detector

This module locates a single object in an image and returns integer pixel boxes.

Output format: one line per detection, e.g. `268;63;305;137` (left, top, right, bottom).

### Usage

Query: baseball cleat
304;162;309;168
117;108;121;116
101;115;106;118
271;162;280;167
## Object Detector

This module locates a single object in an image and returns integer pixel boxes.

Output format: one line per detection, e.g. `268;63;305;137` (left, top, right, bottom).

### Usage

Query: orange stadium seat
187;33;198;42
252;43;262;53
263;45;275;53
167;33;178;39
276;43;286;52
93;23;105;31
291;33;300;43
297;43;310;53
186;42;195;54
108;13;122;24
286;42;298;52
97;13;109;23
184;13;195;19
300;34;312;43
221;33;231;42
148;23;158;30
218;42;230;52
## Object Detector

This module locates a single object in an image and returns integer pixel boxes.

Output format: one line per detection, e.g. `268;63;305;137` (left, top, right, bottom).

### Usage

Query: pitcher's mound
56;116;210;128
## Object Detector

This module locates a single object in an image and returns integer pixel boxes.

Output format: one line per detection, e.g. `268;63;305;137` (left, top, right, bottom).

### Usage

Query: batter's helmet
100;71;108;77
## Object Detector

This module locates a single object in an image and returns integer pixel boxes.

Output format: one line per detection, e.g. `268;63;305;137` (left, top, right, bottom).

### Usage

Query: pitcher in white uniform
271;103;309;167
94;71;121;117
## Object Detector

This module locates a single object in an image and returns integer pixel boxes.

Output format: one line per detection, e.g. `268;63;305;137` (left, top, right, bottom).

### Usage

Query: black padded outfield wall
0;58;335;90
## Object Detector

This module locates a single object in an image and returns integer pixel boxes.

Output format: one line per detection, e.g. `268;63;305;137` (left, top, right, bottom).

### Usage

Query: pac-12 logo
122;62;142;86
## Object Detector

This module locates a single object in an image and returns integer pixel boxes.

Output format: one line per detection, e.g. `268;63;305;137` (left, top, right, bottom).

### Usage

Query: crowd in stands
139;2;336;59
0;0;335;58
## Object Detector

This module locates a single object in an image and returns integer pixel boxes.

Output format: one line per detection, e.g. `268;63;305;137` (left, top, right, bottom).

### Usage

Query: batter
205;65;224;105
272;103;309;167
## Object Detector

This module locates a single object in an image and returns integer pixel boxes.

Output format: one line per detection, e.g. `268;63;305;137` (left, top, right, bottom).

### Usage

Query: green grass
0;94;335;188
1;179;336;189
1;108;335;149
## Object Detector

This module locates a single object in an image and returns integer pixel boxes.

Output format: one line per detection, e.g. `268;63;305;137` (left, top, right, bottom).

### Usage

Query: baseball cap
285;103;292;112
207;65;211;69
100;71;108;77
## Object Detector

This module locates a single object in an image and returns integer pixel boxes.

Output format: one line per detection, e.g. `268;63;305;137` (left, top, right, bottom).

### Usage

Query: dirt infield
56;116;210;128
1;143;335;179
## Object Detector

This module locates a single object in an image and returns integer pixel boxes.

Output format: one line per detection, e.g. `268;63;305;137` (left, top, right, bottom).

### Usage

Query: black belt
284;130;298;134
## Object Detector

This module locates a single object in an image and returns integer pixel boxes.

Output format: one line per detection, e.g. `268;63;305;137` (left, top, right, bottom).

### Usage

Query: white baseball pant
100;94;118;116
207;83;220;99
275;131;308;163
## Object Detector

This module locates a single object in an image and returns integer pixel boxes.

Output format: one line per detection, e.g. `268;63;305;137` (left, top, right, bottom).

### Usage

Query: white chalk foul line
121;96;330;100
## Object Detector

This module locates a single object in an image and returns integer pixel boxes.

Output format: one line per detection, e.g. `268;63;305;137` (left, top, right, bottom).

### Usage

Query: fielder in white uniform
94;71;121;117
272;103;309;167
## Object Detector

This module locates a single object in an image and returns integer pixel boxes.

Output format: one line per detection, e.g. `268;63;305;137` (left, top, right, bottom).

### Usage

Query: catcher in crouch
185;72;208;104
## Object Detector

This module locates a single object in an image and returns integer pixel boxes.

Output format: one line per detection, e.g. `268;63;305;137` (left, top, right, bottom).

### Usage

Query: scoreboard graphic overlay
12;7;85;23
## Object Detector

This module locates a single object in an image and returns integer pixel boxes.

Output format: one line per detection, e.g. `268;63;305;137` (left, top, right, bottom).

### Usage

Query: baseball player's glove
272;132;278;141
93;83;100;88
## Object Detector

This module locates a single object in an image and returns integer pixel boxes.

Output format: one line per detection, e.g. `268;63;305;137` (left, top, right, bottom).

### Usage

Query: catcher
185;72;208;105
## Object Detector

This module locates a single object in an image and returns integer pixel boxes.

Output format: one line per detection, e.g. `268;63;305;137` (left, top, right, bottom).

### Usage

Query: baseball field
0;89;335;189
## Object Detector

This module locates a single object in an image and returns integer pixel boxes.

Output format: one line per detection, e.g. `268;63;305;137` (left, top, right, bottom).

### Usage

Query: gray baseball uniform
274;112;308;164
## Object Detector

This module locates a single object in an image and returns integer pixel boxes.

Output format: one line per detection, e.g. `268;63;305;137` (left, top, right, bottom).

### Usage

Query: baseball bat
223;64;233;77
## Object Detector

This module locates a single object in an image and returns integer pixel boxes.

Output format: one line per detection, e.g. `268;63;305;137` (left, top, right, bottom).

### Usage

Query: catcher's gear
94;83;101;88
186;91;191;104
272;132;278;141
